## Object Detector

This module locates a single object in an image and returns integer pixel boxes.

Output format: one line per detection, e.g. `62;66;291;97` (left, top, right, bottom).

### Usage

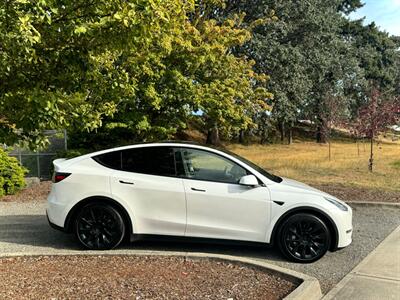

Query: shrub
0;148;27;196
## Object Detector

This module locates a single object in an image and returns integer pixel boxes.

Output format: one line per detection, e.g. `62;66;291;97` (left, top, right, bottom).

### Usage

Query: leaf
74;26;87;34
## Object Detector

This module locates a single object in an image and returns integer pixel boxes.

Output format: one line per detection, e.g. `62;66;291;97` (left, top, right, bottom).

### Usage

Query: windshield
221;149;283;183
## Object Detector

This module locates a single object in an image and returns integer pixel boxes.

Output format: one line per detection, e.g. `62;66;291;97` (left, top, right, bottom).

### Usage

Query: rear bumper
47;187;69;228
46;210;65;232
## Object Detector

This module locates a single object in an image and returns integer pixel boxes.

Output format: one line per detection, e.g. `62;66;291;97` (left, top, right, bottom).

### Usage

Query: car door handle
119;180;134;185
191;187;206;192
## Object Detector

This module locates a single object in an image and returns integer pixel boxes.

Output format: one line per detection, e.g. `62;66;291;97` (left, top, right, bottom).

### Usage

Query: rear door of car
103;146;187;236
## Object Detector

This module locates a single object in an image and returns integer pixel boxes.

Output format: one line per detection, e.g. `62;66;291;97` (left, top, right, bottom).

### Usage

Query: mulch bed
0;255;297;300
313;183;400;203
0;181;51;202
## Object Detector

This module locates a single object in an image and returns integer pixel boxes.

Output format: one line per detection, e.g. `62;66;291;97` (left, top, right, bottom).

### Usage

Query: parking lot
0;201;399;294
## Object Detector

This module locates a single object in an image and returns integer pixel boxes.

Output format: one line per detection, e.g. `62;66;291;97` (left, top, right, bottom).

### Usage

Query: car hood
278;177;332;197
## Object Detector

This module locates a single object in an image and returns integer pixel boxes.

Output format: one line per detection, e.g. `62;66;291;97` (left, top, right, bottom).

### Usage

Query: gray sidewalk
323;225;400;300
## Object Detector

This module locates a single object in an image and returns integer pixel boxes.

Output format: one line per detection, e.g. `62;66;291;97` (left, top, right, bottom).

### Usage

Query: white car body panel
265;177;352;247
183;179;271;242
110;171;186;236
47;142;353;252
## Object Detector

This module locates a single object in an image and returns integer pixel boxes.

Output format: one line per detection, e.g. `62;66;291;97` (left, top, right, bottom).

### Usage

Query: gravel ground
0;201;399;295
0;255;296;300
313;183;400;203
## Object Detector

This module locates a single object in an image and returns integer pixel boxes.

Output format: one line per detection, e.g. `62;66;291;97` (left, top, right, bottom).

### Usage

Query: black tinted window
93;151;122;170
121;147;176;176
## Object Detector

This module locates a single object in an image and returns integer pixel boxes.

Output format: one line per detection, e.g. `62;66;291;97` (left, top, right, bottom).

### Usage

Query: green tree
213;0;366;144
342;21;400;111
214;0;400;146
1;0;271;149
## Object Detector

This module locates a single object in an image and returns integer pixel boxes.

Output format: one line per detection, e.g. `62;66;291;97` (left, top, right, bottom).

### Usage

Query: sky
349;0;400;36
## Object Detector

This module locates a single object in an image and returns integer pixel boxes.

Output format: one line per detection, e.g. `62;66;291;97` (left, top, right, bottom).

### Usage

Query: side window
93;151;122;170
121;146;176;176
179;148;248;184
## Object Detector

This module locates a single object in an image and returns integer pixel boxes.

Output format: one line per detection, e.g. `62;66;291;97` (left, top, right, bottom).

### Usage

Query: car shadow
0;214;286;262
122;239;285;262
0;215;79;250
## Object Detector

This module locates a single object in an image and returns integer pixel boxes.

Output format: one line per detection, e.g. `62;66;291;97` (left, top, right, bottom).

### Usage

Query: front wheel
75;203;126;250
278;213;331;263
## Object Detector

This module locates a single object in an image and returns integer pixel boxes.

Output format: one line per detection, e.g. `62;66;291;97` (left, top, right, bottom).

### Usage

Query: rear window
121;147;175;176
92;146;176;177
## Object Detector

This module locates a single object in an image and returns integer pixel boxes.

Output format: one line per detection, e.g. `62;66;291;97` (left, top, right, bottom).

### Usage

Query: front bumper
334;205;353;249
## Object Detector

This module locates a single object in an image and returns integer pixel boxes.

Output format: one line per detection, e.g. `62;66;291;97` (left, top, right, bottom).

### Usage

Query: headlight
324;197;348;211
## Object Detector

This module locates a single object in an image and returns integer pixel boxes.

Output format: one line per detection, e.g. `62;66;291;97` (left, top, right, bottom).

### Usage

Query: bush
0;148;27;196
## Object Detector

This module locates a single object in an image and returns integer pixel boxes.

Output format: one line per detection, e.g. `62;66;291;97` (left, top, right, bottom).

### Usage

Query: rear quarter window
92;151;122;170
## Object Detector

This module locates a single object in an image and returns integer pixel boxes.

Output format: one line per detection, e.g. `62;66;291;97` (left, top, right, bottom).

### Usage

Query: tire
277;213;331;263
74;203;126;250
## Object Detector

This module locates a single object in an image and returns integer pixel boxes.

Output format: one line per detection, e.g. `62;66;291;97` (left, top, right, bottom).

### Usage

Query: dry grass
228;140;400;192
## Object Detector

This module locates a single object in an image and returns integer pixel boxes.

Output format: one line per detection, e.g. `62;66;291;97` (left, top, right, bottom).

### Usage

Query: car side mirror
239;175;259;187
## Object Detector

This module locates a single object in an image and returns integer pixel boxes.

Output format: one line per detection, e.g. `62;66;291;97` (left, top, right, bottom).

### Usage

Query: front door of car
110;146;186;236
176;148;271;242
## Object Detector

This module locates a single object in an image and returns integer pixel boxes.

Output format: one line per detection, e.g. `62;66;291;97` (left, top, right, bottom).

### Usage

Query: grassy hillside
228;141;400;192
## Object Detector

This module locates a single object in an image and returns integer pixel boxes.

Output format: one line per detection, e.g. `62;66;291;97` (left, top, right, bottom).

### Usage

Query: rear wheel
278;213;331;263
75;203;125;250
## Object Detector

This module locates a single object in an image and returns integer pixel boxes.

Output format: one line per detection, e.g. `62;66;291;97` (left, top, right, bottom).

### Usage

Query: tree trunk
206;123;220;146
279;121;285;143
206;129;213;144
238;129;245;144
368;137;373;172
287;125;293;145
260;127;268;144
316;118;328;143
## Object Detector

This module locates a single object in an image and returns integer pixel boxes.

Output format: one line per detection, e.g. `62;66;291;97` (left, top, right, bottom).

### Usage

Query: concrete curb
347;201;400;207
0;250;322;300
322;224;400;300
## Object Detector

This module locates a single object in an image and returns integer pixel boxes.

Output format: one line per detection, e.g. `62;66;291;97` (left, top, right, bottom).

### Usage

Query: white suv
47;142;352;263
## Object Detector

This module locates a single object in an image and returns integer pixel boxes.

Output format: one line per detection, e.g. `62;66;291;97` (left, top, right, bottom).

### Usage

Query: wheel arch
270;206;339;251
64;196;133;237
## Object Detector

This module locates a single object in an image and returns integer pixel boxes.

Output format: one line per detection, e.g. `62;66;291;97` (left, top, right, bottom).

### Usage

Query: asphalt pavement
0;201;399;294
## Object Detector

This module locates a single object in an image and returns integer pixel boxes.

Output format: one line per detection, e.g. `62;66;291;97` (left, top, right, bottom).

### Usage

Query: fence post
36;151;41;179
64;129;68;151
18;149;22;164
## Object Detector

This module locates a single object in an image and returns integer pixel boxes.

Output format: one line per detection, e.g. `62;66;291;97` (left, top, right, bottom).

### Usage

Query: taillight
53;172;71;183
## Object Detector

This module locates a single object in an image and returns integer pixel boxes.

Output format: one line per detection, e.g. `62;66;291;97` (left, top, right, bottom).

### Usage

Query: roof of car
70;141;221;161
158;140;201;145
94;141;215;153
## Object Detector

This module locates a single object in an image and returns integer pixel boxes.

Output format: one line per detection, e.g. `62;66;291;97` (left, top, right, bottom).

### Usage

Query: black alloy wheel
278;213;331;263
75;203;126;250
